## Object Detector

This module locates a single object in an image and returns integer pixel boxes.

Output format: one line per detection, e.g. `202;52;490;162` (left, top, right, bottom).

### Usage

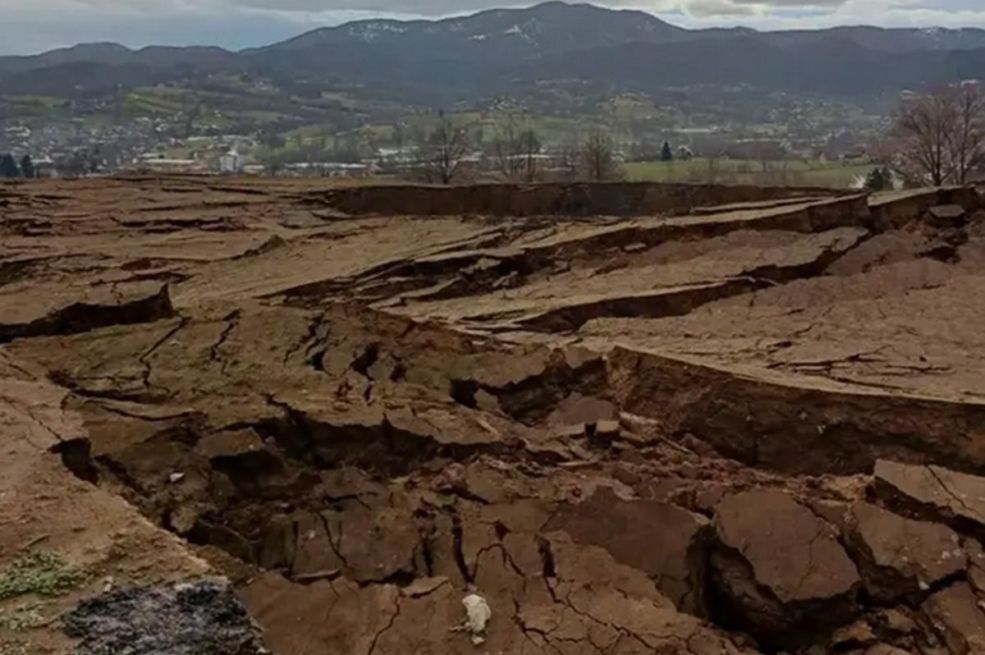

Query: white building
219;149;242;174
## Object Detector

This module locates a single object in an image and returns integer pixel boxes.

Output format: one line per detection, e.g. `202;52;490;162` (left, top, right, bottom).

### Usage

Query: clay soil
3;176;985;655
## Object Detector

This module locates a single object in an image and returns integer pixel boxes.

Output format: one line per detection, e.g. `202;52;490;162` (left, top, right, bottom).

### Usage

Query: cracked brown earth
3;176;985;654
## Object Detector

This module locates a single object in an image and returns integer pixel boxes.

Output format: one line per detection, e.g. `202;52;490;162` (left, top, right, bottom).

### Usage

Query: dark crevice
537;536;557;580
350;343;380;377
51;438;99;484
0;285;176;344
307;350;327;372
451;515;473;584
450;380;479;409
209;310;242;372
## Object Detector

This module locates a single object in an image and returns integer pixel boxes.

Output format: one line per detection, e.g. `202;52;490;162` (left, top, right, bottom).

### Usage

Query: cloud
733;0;845;6
686;0;760;16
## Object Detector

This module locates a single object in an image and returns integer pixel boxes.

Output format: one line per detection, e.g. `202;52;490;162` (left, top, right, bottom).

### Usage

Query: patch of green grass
625;158;869;189
0;605;44;632
0;552;86;601
7;95;63;109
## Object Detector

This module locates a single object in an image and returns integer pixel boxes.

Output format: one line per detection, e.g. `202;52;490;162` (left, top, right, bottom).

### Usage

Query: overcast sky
0;0;982;56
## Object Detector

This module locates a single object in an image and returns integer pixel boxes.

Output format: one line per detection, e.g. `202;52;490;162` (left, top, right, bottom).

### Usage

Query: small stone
679;434;719;457
168;472;185;484
168;504;199;535
927;204;966;224
831;620;877;648
554;423;586;440
400;577;448;598
964;539;985;595
547;394;616;427
473;389;500;413
195;429;263;459
879;607;917;635
865;646;913;655
593;419;620;439
611;466;641;488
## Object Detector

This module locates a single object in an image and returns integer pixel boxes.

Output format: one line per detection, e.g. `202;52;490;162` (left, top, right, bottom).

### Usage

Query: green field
625;158;871;189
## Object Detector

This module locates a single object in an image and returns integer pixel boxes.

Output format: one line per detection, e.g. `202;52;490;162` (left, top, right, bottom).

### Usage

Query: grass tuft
0;552;86;601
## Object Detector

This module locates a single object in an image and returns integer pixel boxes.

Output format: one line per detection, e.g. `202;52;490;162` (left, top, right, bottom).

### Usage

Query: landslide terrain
2;176;985;655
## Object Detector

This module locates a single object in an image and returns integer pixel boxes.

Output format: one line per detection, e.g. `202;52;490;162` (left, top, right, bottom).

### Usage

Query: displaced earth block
2;177;985;654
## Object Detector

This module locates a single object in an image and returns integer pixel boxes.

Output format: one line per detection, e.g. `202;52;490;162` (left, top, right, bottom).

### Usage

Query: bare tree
492;116;542;183
947;83;985;185
579;131;624;182
420;112;472;185
555;140;580;182
890;84;985;186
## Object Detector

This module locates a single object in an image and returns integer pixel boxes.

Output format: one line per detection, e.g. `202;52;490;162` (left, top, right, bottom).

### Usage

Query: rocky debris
965;538;985;595
845;502;965;600
872;460;985;539
62;581;266;655
710;489;860;647
921;582;985;654
239;532;757;655
830;619;878;650
545;393;617;428
544;486;711;614
928;204;967;226
865;646;914;655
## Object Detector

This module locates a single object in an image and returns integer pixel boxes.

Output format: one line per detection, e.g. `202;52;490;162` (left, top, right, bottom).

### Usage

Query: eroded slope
2;177;985;655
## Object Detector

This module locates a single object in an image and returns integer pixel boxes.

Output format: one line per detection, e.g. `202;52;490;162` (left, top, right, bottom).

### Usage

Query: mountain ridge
1;2;984;101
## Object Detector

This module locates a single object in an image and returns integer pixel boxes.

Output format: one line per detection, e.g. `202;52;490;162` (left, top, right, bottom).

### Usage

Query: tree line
0;154;36;179
418;112;630;185
885;81;985;187
424;84;985;189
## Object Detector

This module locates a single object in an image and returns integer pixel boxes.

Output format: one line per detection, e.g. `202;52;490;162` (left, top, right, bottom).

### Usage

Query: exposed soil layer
305;181;848;217
2;177;985;655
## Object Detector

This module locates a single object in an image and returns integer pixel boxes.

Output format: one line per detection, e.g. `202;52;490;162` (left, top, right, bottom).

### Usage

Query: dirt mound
2;176;985;655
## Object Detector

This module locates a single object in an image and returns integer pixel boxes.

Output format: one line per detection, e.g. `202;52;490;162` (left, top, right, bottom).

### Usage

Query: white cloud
686;0;761;17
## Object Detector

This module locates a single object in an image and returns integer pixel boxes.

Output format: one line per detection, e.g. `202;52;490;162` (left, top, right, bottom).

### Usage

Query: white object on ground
461;593;491;645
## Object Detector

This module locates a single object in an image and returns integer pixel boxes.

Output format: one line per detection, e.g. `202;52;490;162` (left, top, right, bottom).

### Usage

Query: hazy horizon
1;0;983;56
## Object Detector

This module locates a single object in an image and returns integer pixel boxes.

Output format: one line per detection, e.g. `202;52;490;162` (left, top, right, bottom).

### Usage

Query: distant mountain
760;25;985;53
258;2;685;55
0;43;234;74
2;2;984;100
